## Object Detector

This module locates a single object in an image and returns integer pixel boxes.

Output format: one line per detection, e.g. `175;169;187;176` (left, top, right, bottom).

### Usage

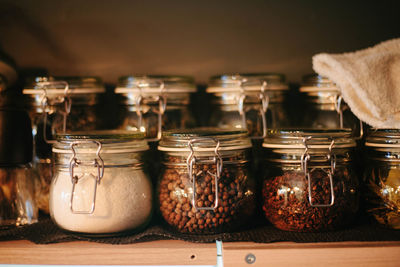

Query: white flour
50;166;152;234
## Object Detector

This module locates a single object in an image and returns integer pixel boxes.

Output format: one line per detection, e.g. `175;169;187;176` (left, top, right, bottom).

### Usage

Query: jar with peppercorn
206;73;290;139
364;129;400;229
115;75;196;141
157;128;256;234
299;74;363;137
261;129;359;232
23;76;105;213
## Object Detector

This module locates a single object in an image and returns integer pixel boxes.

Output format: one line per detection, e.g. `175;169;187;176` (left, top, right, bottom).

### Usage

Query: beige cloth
312;38;400;128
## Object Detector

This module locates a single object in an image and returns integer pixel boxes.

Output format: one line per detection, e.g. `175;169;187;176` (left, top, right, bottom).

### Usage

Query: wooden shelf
1;240;400;266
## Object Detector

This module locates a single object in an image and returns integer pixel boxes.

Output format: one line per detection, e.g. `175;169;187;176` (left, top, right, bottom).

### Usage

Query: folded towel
312;38;400;128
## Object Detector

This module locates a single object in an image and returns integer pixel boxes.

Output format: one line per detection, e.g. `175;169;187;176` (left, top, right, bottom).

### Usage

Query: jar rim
158;127;252;152
300;74;339;93
115;75;196;94
207;73;288;93
53;130;148;153
365;129;400;148
23;76;105;96
262;128;356;149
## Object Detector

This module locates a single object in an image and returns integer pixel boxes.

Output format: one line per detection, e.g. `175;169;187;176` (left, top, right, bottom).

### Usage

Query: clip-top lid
262;128;356;149
158;128;252;152
115;75;196;94
300;74;339;93
23;76;105;95
207;73;288;93
53;130;148;154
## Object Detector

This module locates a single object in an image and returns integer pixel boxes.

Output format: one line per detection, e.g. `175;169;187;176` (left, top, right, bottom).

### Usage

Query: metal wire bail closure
38;81;71;144
186;137;223;211
134;80;167;141
237;79;269;139
335;93;364;139
69;140;104;214
301;137;336;208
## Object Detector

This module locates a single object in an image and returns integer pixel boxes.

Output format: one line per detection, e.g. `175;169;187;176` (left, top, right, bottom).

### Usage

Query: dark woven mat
1;217;400;244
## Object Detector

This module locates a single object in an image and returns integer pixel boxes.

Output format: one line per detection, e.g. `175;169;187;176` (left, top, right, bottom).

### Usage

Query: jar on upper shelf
364;129;400;229
299;74;363;137
23;76;105;213
206;73;290;139
157;128;256;234
50;131;152;235
115;75;197;141
261;129;359;232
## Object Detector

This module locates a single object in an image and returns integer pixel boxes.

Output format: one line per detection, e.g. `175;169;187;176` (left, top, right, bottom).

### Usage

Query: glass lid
53;130;148;153
23;76;105;96
365;129;400;147
115;75;196;94
207;73;288;93
158;127;252;151
300;74;339;93
262;128;356;149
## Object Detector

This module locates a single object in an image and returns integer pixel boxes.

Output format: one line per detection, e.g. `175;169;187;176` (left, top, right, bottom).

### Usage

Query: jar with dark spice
207;73;290;139
299;74;363;137
115;75;196;141
157;128;256;234
261;129;359;232
23;76;105;213
364;129;400;229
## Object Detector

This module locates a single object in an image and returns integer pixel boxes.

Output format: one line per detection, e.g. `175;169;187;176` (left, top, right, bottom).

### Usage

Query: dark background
0;0;399;85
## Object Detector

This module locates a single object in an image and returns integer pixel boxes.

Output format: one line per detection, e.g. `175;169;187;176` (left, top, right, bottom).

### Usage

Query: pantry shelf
0;240;400;267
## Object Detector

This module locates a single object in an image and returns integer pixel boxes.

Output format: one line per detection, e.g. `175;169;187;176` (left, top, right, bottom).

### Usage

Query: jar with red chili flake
261;129;359;232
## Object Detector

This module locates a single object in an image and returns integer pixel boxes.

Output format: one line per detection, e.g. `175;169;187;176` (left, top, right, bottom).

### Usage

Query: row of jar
5;127;399;234
23;73;362;141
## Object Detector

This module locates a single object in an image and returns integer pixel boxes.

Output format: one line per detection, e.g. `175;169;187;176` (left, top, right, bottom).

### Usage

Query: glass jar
157;128;256;234
261;129;359;232
207;73;290;139
50;131;152;235
115;75;196;141
23;76;105;213
364;129;400;229
0;90;38;226
299;74;363;137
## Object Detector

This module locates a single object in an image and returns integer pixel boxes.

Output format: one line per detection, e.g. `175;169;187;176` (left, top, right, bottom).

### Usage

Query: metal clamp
38;81;71;144
335;94;364;139
301;137;336;207
187;138;223;211
134;81;167;141
69;140;104;214
237;80;269;139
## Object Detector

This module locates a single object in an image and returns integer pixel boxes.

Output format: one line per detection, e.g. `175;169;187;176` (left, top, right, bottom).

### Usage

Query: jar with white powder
49;131;152;235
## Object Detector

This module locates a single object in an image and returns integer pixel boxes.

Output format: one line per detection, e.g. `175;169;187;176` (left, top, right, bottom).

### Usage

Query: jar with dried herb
23;76;105;213
115;75;196;141
299;74;363;137
157;128;255;234
261;129;359;232
207;73;290;139
364;129;400;229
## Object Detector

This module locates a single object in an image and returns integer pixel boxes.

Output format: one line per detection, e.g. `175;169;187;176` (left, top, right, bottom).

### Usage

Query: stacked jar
50;131;152;235
23;76;105;213
261;129;359;232
115;75;196;141
299;74;363;137
206;73;290;138
157;128;256;234
364;129;400;229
